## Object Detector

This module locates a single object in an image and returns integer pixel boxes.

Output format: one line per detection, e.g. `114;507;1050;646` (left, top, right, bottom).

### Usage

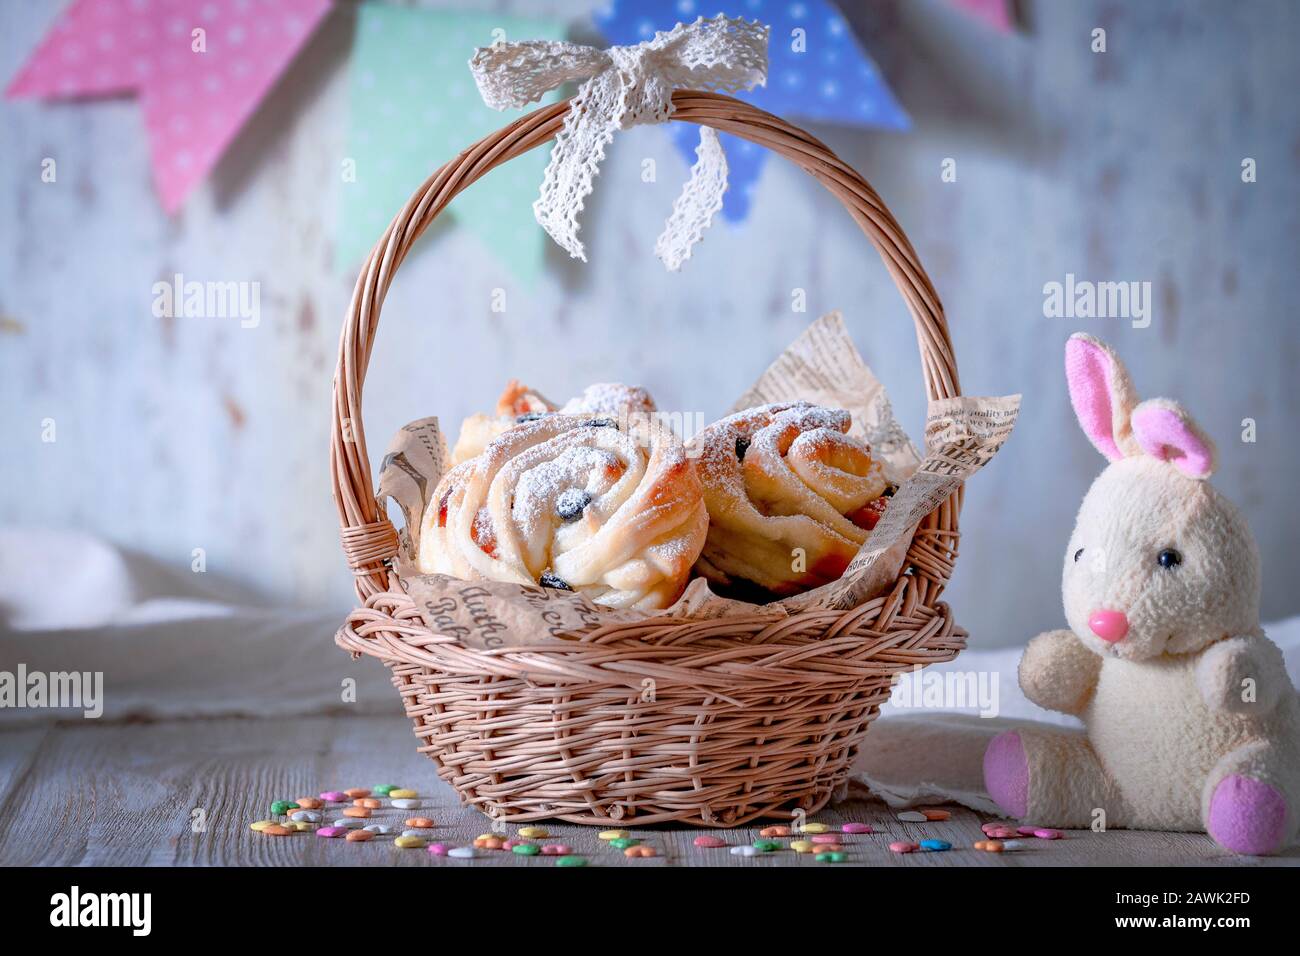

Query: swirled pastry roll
450;381;657;465
420;414;707;610
688;402;891;597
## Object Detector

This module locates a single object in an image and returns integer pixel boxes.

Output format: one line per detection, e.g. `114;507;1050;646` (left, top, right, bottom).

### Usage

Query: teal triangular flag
338;5;566;282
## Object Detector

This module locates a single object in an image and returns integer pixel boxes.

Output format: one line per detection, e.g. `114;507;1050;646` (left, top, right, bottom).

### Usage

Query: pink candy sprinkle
693;836;727;848
1033;828;1064;840
316;826;347;838
1017;826;1040;836
841;823;873;834
427;843;450;856
889;841;919;854
319;791;347;802
811;834;840;844
541;844;571;856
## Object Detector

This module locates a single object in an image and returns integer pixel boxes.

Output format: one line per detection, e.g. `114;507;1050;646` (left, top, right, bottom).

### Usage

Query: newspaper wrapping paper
378;313;1019;648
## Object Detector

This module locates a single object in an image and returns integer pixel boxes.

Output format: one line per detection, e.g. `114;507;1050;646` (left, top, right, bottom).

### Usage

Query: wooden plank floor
1;714;1295;867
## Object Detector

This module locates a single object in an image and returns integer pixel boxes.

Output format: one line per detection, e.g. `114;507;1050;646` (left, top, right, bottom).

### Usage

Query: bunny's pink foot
984;730;1029;818
1207;775;1288;855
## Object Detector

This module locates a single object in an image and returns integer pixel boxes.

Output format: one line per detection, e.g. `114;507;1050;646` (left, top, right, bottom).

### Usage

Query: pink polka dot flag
5;0;332;213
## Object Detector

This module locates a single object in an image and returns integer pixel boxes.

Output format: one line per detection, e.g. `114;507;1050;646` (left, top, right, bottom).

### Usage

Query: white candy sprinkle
290;810;321;823
332;818;364;829
363;824;394;834
729;845;758;857
896;811;928;822
391;798;422;809
448;847;476;859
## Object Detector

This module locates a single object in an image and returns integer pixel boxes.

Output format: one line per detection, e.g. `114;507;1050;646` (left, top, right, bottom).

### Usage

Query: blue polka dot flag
594;0;909;222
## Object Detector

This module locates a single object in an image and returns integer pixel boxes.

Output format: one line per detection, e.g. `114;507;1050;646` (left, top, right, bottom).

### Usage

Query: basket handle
332;91;962;599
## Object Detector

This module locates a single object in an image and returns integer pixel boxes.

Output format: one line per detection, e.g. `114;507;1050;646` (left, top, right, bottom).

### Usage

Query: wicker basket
332;91;965;827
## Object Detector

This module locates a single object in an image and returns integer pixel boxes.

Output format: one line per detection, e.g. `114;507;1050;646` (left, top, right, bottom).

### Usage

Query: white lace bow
469;15;769;271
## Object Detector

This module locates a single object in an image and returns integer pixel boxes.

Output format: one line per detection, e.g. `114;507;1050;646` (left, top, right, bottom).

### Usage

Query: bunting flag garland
6;0;332;213
594;0;909;223
951;0;1015;34
335;4;566;279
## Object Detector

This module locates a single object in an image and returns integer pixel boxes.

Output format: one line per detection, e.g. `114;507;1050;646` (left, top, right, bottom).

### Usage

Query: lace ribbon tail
532;74;622;263
655;125;728;272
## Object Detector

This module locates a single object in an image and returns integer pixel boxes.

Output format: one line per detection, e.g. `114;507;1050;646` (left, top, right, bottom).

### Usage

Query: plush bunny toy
983;333;1299;854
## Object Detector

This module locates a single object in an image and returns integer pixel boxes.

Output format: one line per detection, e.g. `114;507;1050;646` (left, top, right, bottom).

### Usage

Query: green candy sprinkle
511;843;541;856
815;851;848;863
608;838;639;849
270;801;298;816
555;856;587;867
373;785;398;795
752;840;780;852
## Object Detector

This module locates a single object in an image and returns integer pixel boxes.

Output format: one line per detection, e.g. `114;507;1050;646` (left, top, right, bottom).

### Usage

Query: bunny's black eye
1157;549;1182;569
1073;548;1084;563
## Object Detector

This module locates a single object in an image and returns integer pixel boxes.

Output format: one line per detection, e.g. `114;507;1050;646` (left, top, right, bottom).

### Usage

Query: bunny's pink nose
1088;610;1129;643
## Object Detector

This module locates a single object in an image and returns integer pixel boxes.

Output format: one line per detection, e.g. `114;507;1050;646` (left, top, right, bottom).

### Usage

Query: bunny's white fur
984;334;1300;854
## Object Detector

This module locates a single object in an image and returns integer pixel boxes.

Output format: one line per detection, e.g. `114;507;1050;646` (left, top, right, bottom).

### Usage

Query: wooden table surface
2;714;1295;867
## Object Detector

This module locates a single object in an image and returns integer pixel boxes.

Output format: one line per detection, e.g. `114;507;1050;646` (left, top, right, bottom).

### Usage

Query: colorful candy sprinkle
1033;828;1064;840
388;789;419;799
261;824;292;836
427;843;451;856
598;829;629;841
343;788;370;799
354;797;382;809
815;851;848;863
973;840;1004;852
372;784;399;795
799;822;830;834
319;791;346;803
889;841;919;854
518;826;548;839
448;847;476;859
609;837;639;850
624;845;656;858
331;818;363;830
512;843;541;856
897;811;928;823
249;820;277;832
811;834;840;844
841;822;873;834
759;825;791;837
363;824;394;835
406;817;435;829
342;807;371;818
730;845;758;857
555;856;587;867
316;827;347;838
751;839;780;852
811;842;844;852
984;826;1018;839
294;797;323;810
1001;840;1027;851
345;829;374;843
921;808;951;821
693;836;726;848
790;840;816;854
541;844;572;856
394;836;426;849
1017;826;1039;836
290;810;322;823
391;798;422;810
474;836;505;850
269;801;298;816
919;839;952;852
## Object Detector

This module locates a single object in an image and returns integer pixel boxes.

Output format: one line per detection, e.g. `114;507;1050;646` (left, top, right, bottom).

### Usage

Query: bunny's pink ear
1064;333;1141;461
1130;399;1217;479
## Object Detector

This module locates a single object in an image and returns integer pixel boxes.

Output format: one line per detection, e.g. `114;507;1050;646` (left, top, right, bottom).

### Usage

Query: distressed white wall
3;0;1298;645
